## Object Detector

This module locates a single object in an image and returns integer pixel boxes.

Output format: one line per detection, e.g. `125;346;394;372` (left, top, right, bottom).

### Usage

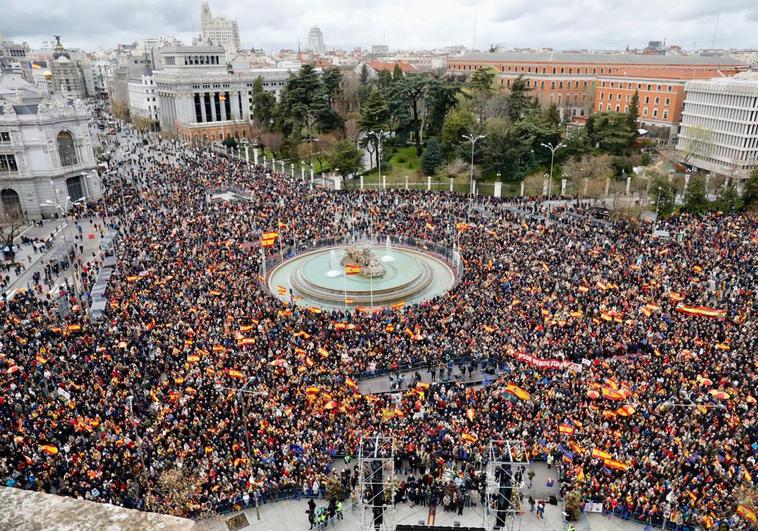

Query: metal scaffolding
357;434;397;531
483;439;530;531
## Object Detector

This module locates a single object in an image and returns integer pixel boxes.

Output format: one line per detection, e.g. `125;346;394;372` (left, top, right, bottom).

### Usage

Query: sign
225;512;250;530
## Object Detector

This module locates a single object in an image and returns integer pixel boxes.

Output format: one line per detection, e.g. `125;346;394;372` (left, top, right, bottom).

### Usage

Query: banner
512;351;581;371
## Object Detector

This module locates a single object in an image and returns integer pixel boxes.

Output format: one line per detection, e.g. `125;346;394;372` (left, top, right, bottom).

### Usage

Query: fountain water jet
381;236;395;263
325;249;342;277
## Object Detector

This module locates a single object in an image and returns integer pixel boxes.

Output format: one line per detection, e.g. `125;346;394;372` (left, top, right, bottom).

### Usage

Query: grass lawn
363;146;423;183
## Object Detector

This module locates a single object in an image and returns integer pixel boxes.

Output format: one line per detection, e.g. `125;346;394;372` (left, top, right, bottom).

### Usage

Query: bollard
382;175;386;190
427;176;432;191
520;181;525;197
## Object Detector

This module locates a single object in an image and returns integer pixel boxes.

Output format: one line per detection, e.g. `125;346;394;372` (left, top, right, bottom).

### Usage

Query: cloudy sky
3;0;757;52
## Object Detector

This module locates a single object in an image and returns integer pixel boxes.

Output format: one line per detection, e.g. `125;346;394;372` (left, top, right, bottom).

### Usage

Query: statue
341;245;385;278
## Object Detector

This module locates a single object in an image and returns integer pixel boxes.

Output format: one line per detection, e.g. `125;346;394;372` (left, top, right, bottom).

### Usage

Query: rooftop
453;51;747;66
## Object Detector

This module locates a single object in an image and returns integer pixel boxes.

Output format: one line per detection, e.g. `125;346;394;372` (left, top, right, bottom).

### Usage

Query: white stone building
153;44;295;144
128;70;160;126
0;74;99;220
307;27;325;55
678;72;758;180
200;1;240;60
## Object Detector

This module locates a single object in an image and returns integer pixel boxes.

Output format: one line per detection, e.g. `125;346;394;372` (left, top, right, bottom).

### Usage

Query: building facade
0;35;31;81
200;1;240;58
448;52;748;142
307;27;325;55
49;37;88;100
677;72;758;180
0;74;100;220
127;70;160;126
154;44;295;143
109;53;152;117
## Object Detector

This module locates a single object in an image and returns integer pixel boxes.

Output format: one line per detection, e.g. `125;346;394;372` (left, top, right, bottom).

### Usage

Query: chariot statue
341;245;385;278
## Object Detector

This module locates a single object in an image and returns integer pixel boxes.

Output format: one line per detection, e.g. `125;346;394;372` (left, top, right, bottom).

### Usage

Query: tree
1;199;25;263
742;168;758;210
586;112;636;154
260;131;284;157
420;137;443;176
440;106;476;158
425;75;460;139
716;184;743;213
469;67;496;95
679;125;714;166
683;175;710;213
392;64;404;82
329;140;363;180
543;103;561;128
390;75;430;155
359;89;390;169
321;67;343;108
251;77;276;129
221;136;238;150
507;76;532;122
359;63;370;85
650;174;675;217
628;90;639;130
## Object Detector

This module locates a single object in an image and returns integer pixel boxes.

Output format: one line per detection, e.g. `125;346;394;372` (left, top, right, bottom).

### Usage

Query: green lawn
364;146;422;183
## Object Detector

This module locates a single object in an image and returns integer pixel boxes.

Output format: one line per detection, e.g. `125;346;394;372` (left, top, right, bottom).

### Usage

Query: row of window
685;92;758;109
597;103;670;120
0;154;18;173
183;55;221;66
601;81;674;92
599;92;671;106
683;103;758;124
502;78;589;90
682;115;757;137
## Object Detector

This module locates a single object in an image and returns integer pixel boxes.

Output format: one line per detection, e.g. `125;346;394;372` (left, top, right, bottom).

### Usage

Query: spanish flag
505;383;531;401
391;301;405;310
345;377;358;390
576;466;585;481
603;459;629;471
65;324;82;334
262;231;279;240
277;285;288;295
187;355;200;363
317;347;330;358
345;264;361;275
461;433;478;443
415;382;430;391
305;387;319;396
228;369;245;379
592;448;612;460
425;222;435;231
261;237;277;248
737;505;757;523
558;424;575;435
40;445;59;455
675;305;726;319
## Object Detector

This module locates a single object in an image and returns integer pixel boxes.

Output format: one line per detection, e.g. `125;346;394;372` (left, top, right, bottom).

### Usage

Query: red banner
512;351;581;371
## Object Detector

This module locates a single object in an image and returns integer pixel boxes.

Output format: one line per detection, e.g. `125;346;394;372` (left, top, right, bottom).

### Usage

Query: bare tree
0;199;26;263
679;125;714;166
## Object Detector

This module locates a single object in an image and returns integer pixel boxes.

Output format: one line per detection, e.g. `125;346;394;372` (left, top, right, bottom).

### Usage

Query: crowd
0;126;756;530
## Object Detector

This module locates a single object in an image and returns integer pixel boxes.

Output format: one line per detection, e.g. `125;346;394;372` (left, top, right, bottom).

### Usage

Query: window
0;132;10;143
664;98;670;106
644;96;650;104
655;97;659;105
57;131;77;166
653;109;658;118
0;154;17;172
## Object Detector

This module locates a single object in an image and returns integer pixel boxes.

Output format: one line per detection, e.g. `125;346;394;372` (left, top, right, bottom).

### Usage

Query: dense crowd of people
0;125;756;530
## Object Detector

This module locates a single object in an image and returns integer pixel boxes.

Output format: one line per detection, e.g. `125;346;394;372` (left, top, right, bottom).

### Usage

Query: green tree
470;67;496;95
628;90;639;130
543;103;561;128
321;67;343;108
651;174;675;217
359;63;370;85
329;140;363;180
742;168;758;210
440;106;477;158
392;63;404;81
377;70;394;96
586;112;635;154
683;175;710;213
390;75;430;155
359;89;390;168
221;137;238;149
507;76;532;122
425;75;461;139
716;184;743;213
252;77;276;129
420;137;443;176
481;117;537;181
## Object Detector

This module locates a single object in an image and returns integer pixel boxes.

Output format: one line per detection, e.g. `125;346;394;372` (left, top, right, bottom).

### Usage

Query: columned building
677;72;758;180
0;74;99;220
154;45;294;144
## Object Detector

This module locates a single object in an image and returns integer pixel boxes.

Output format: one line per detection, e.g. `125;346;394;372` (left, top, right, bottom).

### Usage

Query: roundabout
267;240;459;310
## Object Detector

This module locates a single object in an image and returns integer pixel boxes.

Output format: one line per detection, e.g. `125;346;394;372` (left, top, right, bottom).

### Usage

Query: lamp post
540;142;566;200
368;130;390;185
42;193;86;317
653;186;662;235
462;133;486;197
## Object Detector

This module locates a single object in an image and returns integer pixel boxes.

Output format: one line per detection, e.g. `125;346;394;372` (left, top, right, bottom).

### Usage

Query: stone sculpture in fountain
340;245;386;278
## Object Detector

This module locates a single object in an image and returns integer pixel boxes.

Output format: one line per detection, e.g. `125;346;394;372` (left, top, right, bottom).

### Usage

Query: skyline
3;0;758;53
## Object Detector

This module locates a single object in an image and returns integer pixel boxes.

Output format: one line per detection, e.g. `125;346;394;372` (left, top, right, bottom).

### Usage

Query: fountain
325;249;342;277
381;236;395;263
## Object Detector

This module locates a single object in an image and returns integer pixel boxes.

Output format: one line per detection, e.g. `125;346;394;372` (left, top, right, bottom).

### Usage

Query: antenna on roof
711;11;721;49
472;12;477;50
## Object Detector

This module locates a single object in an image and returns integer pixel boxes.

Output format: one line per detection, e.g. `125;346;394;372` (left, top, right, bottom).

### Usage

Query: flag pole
343;267;347;310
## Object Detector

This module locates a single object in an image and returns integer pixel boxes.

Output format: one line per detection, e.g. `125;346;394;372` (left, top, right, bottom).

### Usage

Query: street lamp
368;130;390;185
462;133;486;197
540;142;566;200
653;186;662;235
41;194;86;317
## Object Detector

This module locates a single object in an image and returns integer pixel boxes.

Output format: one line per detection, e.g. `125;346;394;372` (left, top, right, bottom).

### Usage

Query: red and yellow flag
345;264;361;275
592;448;612;460
228;369;245;379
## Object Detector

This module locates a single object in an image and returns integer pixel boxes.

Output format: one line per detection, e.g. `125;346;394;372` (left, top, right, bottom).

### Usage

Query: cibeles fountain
267;239;458;311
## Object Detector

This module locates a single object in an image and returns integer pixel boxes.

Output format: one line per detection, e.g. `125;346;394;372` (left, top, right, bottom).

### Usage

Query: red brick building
448;52;748;142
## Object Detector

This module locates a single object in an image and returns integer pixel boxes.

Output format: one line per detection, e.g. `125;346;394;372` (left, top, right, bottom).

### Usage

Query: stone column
449;178;454;192
244;145;249;163
605;178;610;197
310;166;314;184
209;93;217;122
220;93;227;122
405;176;409;190
262;156;266;169
360;175;364;190
705;174;711;194
301;166;305;181
290;163;294;178
494;181;502;198
683;174;690;192
520;181;525;197
199;93;207;123
625;176;631;194
382;175;386;190
583;178;589;196
427;176;432;191
542;178;548;197
253;148;259;165
280;160;285;173
561;178;567;196
334;175;342;190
